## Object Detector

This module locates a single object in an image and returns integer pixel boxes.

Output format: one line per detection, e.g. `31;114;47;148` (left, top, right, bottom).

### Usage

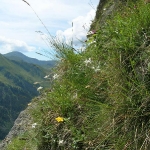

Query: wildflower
103;8;106;11
87;31;93;36
78;105;81;109
55;117;64;122
95;68;100;72
92;66;100;72
73;92;78;99
32;123;37;128
84;58;92;66
33;82;40;85
44;75;50;79
58;140;64;146
85;85;90;88
115;30;118;34
28;103;32;106
89;40;96;45
87;30;96;36
37;86;43;91
53;74;59;80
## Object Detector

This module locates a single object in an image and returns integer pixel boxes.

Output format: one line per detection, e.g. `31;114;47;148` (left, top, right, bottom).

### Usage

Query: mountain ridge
4;51;56;69
0;53;53;140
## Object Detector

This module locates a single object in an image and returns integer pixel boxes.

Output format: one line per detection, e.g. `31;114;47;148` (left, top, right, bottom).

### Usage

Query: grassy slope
6;0;150;149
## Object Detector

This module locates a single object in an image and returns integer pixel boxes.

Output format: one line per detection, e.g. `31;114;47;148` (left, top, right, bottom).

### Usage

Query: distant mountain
4;51;57;69
0;54;51;140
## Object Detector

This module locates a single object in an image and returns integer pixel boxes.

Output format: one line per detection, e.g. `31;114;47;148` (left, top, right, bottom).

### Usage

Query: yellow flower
55;117;64;122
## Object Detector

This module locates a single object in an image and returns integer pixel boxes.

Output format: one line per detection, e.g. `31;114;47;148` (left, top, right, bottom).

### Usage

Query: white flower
89;40;96;45
87;30;96;36
84;58;92;66
58;140;64;146
44;75;50;79
33;82;40;85
32;123;37;128
85;85;90;88
78;105;81;109
53;74;59;80
92;66;100;72
73;92;78;99
115;30;118;34
28;103;32;106
37;86;43;91
95;68;100;72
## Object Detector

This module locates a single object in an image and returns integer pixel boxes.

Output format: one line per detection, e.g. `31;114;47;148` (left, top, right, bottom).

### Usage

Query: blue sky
0;0;99;60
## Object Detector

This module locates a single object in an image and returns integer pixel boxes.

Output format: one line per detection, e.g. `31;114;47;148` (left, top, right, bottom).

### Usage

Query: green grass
6;131;38;150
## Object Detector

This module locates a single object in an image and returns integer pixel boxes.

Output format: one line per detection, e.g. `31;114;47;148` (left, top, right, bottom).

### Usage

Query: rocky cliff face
90;0;119;30
0;95;43;150
0;109;33;150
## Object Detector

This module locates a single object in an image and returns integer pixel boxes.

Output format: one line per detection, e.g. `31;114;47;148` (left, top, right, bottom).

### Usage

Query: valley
0;52;55;140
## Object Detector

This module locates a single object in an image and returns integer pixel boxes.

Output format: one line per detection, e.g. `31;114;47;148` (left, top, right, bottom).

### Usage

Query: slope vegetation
5;0;150;149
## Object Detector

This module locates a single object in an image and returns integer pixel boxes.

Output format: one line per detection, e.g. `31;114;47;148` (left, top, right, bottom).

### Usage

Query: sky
0;0;99;60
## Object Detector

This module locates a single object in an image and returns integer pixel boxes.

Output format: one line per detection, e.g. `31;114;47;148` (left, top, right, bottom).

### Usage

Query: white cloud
0;0;99;59
0;36;35;54
56;9;96;46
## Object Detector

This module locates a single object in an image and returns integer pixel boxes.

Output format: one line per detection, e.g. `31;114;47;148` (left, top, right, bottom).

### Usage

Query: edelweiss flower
95;68;100;72
84;58;92;66
44;75;50;79
28;103;32;106
59;140;64;146
89;40;96;45
73;92;78;99
33;82;40;85
32;123;37;128
87;30;96;36
37;86;43;91
53;74;59;80
92;66;100;72
85;85;90;88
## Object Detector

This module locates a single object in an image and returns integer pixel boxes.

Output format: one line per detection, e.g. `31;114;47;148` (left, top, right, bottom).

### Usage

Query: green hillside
0;53;53;86
4;51;56;69
4;0;150;149
0;54;52;140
